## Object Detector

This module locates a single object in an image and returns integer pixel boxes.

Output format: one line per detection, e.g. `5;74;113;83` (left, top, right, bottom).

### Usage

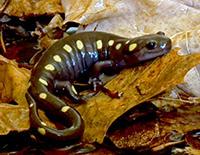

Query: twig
0;0;10;13
0;31;7;54
158;96;200;104
152;141;184;152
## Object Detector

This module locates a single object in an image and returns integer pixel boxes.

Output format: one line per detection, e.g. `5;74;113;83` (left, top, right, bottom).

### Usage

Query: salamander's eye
146;41;157;50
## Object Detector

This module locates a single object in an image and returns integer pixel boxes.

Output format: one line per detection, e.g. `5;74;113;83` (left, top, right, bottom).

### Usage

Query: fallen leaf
108;102;200;150
0;104;29;135
82;0;200;37
173;0;200;9
186;147;200;155
0;55;30;134
61;0;118;25
76;48;200;143
171;26;200;96
3;0;63;17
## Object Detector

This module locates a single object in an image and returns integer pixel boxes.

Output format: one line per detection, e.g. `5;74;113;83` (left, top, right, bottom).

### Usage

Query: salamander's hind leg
54;80;82;103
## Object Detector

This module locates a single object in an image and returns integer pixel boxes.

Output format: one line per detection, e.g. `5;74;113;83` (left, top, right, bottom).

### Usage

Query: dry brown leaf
108;102;200;150
0;104;29;135
0;56;30;105
171;26;200;96
76;48;200;143
62;0;118;24
0;56;30;134
173;0;200;9
4;0;63;17
186;147;200;155
77;0;200;37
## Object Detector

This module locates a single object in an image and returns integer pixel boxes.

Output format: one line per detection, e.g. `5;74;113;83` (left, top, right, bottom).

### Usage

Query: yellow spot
61;106;70;113
71;85;78;95
53;55;62;62
108;40;114;46
129;43;137;51
39;93;47;99
63;44;72;53
115;43;122;50
38;127;46;135
41;122;47;126
96;40;103;49
76;40;84;50
44;64;55;71
39;78;48;86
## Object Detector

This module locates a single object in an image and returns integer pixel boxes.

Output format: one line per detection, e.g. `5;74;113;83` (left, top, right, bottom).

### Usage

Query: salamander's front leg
54;80;81;103
89;60;123;98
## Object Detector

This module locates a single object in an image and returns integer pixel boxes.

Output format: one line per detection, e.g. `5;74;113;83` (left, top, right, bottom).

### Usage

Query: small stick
0;31;7;54
157;96;199;104
0;0;10;13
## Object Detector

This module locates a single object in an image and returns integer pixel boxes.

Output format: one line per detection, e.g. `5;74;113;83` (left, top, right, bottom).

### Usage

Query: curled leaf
4;0;63;17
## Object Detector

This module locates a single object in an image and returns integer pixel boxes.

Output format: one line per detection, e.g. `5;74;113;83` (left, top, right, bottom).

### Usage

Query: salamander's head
122;31;171;66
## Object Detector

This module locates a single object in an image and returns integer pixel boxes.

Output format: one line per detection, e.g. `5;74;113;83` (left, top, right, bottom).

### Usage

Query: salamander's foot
88;77;123;99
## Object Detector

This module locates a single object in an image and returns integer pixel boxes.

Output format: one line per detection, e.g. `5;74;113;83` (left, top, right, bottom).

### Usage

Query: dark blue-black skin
26;31;171;141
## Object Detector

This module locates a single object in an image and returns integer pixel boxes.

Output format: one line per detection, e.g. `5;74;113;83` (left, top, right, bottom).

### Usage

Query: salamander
26;31;172;141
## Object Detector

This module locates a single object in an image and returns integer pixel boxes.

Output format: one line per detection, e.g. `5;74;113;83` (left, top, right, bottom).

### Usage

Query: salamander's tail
25;92;84;141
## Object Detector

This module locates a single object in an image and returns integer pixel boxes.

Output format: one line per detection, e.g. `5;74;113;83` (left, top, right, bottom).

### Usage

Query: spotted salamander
26;31;171;141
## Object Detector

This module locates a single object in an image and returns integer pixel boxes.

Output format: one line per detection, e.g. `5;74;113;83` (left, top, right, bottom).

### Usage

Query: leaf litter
0;0;200;153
